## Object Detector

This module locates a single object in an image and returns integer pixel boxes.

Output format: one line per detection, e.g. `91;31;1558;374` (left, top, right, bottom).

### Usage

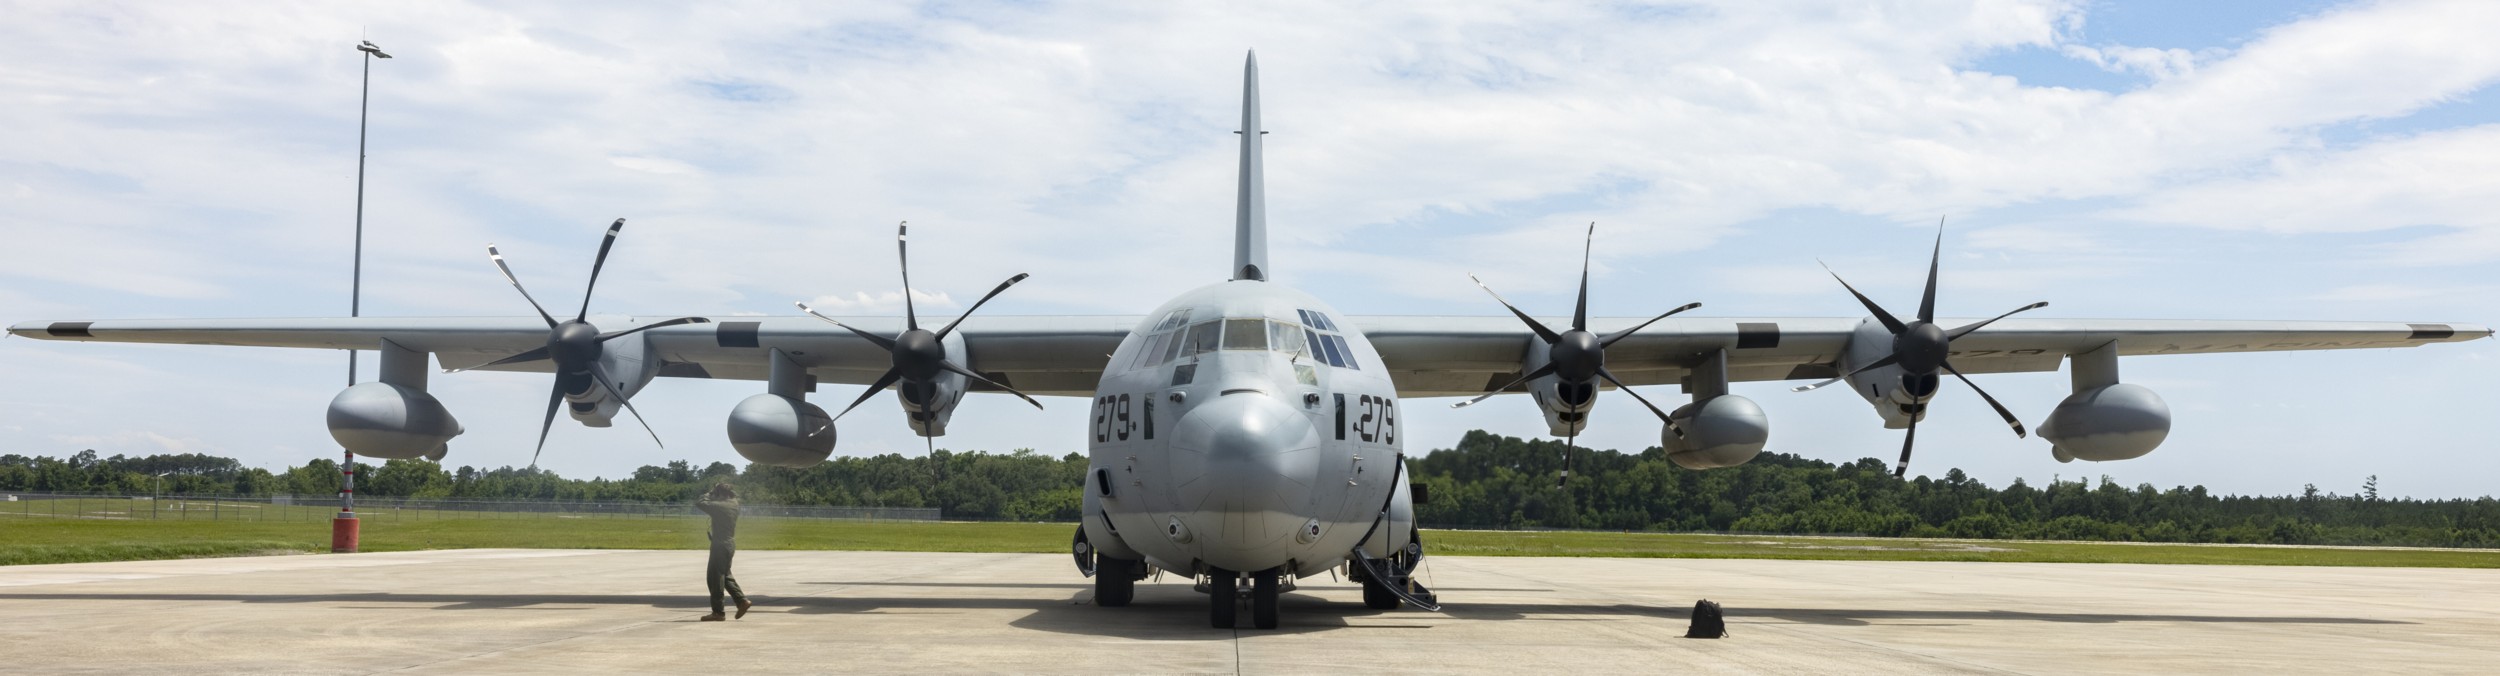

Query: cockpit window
1154;309;1194;332
1131;332;1170;370
1269;321;1307;358
1221;318;1267;350
1292;308;1360;369
1182;320;1221;356
1297;309;1338;332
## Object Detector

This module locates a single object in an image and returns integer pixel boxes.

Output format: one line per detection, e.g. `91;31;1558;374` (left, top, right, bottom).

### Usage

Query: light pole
153;472;170;520
336;39;390;554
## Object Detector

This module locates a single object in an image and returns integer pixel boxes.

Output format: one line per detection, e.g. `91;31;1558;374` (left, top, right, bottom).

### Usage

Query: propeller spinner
798;221;1044;431
1792;219;2047;478
458;218;712;466
1451;222;1702;486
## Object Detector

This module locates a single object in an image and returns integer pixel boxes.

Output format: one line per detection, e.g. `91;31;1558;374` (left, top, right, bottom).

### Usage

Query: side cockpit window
1295;309;1358;370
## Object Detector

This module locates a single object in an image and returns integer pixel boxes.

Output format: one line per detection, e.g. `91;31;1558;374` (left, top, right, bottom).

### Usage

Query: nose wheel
1207;567;1237;628
1206;567;1284;629
1251;568;1280;629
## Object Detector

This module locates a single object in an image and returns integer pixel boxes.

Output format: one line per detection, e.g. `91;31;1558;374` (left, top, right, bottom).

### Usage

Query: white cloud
2061;44;2208;81
2112;124;2500;263
805;288;955;313
53;430;216;455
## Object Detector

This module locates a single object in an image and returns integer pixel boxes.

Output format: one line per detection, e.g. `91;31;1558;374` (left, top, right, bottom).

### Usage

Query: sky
2;0;2495;499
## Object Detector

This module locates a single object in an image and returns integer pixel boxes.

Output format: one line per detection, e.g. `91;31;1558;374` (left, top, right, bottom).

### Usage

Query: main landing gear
1204;567;1283;629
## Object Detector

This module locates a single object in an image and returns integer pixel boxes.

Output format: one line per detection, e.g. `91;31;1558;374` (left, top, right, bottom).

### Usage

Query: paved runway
0;549;2494;674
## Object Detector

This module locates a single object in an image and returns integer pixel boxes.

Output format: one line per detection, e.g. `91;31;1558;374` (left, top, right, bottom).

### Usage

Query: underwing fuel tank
726;393;835;467
1665;394;1769;469
2039;383;2171;462
325;382;463;460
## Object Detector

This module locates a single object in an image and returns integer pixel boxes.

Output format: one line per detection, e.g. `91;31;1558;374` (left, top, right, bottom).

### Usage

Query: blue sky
2;0;2495;498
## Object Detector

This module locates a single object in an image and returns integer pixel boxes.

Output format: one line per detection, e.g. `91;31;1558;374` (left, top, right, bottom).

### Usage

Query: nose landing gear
1204;567;1285;629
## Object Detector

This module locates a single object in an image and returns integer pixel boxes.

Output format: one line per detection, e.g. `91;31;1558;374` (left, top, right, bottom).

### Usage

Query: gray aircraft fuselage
1082;280;1409;578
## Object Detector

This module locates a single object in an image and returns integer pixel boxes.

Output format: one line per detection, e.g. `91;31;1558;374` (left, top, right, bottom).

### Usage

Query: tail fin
1233;51;1268;282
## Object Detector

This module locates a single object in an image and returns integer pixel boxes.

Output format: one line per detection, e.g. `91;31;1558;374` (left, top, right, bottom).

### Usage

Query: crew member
696;483;752;621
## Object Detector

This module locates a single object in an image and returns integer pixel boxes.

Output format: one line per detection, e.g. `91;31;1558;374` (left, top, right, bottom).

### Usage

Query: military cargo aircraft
10;52;2488;630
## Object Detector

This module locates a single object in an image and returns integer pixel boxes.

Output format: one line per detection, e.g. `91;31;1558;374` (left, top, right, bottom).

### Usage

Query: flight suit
696;497;747;615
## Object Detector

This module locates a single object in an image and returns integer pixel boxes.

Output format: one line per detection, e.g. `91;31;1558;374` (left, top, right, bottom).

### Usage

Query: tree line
6;430;2495;547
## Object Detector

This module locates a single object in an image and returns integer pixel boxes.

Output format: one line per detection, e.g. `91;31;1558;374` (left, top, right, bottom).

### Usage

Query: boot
699;612;726;622
735;598;753;619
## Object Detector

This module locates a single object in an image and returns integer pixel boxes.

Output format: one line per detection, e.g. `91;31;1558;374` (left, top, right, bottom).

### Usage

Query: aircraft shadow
0;588;2407;638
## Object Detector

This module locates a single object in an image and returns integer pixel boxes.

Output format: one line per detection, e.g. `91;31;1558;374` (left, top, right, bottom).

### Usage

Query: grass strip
5;516;2497;568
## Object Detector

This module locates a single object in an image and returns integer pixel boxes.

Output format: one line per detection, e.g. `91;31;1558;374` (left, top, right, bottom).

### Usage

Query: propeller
798;221;1043;432
1792;218;2047;479
1450;222;1703;487
461;218;712;467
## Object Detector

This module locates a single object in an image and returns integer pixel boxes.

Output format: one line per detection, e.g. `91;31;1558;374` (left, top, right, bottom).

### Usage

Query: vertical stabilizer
1233;51;1268;281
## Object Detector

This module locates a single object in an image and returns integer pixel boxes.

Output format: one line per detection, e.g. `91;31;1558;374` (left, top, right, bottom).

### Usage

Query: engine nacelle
1665;394;1770;469
900;329;972;437
326;382;463;460
726;393;835;467
2038;383;2170;462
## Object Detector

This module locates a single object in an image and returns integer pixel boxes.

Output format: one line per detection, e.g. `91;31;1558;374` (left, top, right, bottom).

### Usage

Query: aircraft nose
1167;392;1322;570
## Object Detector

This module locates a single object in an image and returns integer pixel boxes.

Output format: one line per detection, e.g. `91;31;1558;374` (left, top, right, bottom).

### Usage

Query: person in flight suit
696;483;752;621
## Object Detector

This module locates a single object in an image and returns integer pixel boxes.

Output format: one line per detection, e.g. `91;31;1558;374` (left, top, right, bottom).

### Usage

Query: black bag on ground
1685;599;1728;638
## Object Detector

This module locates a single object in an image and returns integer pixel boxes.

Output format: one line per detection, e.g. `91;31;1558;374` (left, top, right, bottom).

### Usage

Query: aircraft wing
13;315;2489;399
1355;316;2493;397
7;315;1139;397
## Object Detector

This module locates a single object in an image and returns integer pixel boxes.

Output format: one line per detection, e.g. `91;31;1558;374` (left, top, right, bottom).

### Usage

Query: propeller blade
1598;302;1703;348
1572;222;1594;333
590;368;666;448
1596;368;1684;438
796;302;899;352
594;316;713;342
445;346;551;374
1942;360;2028;438
530;382;564;468
1468;274;1562;344
1917;217;1943;324
1893;416;1918;479
487;244;559;328
936;359;1045;411
1450;363;1560;409
934;273;1031;340
1945;301;2050;340
896;221;917;331
1790;353;1901;393
1821;262;1906;334
833;368;906;421
577;218;624;322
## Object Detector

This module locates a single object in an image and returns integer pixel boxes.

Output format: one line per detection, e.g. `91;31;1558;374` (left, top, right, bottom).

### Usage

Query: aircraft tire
1361;577;1402;610
1095;557;1137;607
1208;567;1238;629
1252;568;1280;629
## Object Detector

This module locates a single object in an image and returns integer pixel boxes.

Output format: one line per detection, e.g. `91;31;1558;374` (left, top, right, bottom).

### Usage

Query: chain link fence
0;492;939;523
